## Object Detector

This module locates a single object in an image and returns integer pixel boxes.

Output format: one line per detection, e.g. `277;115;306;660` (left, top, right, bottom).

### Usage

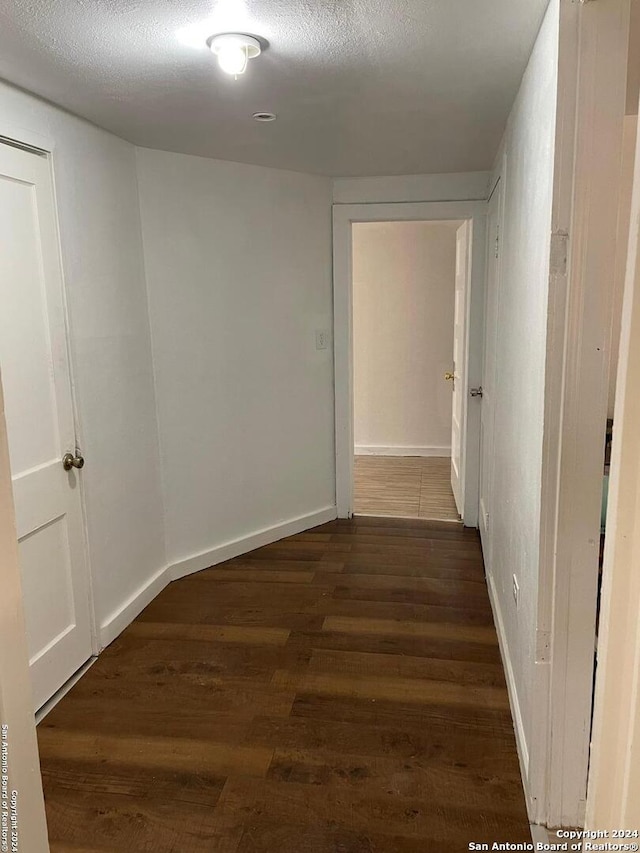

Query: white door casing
586;84;640;829
332;200;486;523
0;142;92;711
538;0;630;827
0;369;50;851
450;220;471;515
479;175;504;555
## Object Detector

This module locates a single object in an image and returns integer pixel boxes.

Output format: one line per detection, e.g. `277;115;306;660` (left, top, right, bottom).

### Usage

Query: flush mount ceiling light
207;33;262;77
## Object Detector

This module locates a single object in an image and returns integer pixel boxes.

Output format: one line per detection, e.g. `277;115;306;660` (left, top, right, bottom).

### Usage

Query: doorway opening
351;219;464;522
333;200;486;525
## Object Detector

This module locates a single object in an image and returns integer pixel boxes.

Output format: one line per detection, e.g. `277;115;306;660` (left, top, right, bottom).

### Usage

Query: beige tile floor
354;455;461;522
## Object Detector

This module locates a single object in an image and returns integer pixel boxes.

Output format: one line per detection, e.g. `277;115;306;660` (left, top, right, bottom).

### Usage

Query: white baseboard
530;825;555;846
486;571;533;816
355;445;451;458
98;504;337;649
36;657;97;723
99;564;170;648
168;505;338;582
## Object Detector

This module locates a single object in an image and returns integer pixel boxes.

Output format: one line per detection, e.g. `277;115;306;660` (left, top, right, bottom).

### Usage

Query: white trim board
355;446;451;457
99;564;169;648
530;825;549;845
531;826;564;847
36;656;97;723
99;505;337;647
0;378;50;850
586;78;640;828
333;200;486;524
486;572;533;814
538;0;631;829
168;506;337;581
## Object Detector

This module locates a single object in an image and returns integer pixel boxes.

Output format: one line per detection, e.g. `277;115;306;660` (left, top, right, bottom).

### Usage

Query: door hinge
550;230;569;276
536;629;551;663
495;225;500;259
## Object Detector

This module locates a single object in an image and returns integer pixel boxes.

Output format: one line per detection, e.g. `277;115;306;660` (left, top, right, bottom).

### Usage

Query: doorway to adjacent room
333;201;485;526
351;219;464;522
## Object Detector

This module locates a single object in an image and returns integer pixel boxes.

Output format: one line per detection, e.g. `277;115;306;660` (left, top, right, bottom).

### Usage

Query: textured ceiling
0;0;550;176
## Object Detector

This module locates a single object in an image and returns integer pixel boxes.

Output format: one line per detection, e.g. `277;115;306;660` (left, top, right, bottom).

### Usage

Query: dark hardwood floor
37;516;530;852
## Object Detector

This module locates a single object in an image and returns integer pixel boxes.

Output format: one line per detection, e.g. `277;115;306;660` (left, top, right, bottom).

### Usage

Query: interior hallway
37;517;529;852
354;456;460;522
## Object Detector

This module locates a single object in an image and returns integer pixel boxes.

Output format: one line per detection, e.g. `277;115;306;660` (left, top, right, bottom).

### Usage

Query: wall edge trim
354;445;452;457
99;505;338;648
99;564;170;648
168;506;338;582
486;570;534;817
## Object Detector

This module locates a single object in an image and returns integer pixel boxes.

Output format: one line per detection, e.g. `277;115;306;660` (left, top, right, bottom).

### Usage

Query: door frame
586;87;640;827
536;0;630;828
0;129;99;665
478;171;504;562
332;200;486;522
0;372;50;851
450;219;473;516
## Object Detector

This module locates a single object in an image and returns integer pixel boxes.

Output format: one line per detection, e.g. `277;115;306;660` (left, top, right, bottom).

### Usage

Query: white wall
136;148;336;571
0;82;166;643
333;171;491;204
482;0;559;807
352;221;457;455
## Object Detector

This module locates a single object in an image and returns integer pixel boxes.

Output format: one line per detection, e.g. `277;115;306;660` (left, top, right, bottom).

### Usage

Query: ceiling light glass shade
217;41;248;75
208;33;261;76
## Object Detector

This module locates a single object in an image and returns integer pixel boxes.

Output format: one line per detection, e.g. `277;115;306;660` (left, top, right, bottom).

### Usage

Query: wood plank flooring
37;517;530;852
354;456;460;522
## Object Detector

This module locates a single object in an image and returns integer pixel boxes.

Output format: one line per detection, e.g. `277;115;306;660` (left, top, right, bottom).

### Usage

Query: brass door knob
63;452;85;471
444;372;455;381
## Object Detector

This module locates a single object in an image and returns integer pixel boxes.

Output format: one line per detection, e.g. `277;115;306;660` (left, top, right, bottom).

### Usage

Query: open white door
479;179;503;551
0;142;93;711
450;220;470;516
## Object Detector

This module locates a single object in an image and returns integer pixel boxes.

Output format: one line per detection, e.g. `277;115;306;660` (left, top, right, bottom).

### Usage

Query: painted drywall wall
136;148;335;568
352;221;458;455
482;0;559;797
0;81;166;641
333;171;490;204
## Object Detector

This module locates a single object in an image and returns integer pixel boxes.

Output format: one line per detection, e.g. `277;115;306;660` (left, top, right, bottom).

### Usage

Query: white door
450;220;470;515
479;180;503;552
0;142;92;711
